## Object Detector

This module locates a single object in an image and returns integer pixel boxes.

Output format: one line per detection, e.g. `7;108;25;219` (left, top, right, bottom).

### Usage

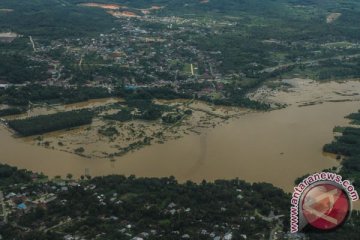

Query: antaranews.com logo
290;172;359;233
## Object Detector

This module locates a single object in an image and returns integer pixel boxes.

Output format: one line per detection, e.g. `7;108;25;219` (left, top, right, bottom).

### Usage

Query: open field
0;32;18;43
0;9;13;12
107;10;139;18
327;12;342;23
78;3;123;10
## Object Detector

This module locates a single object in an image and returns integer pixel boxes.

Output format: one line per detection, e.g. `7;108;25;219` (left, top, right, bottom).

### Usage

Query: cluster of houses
0;178;312;240
17;13;232;101
0;179;81;224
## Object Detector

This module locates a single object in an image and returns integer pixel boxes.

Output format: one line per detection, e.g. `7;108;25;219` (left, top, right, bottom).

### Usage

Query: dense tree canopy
8;109;94;136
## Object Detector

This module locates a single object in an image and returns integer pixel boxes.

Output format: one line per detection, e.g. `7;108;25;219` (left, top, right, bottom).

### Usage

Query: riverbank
11;99;245;159
0;79;358;192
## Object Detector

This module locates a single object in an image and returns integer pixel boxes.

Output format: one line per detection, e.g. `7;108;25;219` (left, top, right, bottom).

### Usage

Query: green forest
0;164;33;187
0;85;113;105
0;54;49;83
0;107;25;117
0;0;115;38
1;0;360;108
0;165;360;239
8;109;94;136
323;110;360;188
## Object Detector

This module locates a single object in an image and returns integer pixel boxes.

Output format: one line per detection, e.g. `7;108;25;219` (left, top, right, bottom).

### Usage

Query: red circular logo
301;183;350;231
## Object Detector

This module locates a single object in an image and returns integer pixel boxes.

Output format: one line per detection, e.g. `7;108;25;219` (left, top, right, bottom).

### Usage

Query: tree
66;173;73;180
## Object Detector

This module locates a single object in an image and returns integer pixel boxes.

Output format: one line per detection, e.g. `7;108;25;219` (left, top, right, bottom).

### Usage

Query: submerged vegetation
103;108;133;122
323;109;360;187
0;107;25;117
8;110;94;136
104;98;175;122
98;126;119;137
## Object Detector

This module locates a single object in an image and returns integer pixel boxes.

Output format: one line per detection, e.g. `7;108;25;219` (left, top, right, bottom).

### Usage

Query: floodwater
1;100;359;195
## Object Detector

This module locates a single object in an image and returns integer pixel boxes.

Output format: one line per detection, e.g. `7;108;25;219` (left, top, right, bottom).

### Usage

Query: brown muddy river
1;100;359;193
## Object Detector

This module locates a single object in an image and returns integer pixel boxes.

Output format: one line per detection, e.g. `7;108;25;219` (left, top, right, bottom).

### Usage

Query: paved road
29;36;36;52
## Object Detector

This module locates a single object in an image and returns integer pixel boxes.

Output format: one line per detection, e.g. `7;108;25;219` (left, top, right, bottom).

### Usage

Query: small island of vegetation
323;109;360;188
8;109;94;136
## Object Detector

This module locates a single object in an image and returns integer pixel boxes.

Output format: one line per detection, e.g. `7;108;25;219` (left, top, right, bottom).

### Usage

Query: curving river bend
1;100;359;193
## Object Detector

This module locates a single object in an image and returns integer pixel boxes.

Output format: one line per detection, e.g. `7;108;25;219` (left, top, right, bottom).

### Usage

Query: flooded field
0;79;359;195
5;96;242;160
